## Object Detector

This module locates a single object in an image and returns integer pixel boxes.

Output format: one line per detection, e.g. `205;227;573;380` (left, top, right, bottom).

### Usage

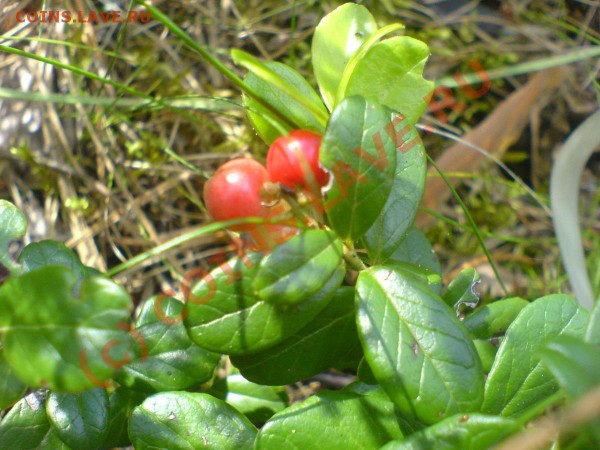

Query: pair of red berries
203;130;329;244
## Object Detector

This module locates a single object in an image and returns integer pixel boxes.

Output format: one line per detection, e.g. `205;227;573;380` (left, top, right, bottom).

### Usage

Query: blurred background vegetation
0;0;598;303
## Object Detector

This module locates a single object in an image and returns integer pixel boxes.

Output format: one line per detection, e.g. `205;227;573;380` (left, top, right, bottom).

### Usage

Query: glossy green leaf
0;200;27;270
185;253;343;354
100;387;146;449
46;388;108;450
0;266;134;391
232;287;360;385
117;296;220;392
482;294;589;417
311;3;378;111
388;228;441;275
256;383;404;449
463;297;529;339
224;374;287;425
586;298;600;344
0;391;70;449
321;96;397;239
129;391;256;450
364;119;427;263
254;230;343;306
381;413;519;450
541;335;600;398
0;349;27;410
356;266;484;424
240;58;327;144
472;339;499;374
442;268;481;311
344;36;434;124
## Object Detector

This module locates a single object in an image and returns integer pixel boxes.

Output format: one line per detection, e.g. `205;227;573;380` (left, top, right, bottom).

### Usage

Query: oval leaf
364;119;427;263
356;266;484;424
321;96;397;239
18;240;88;281
0;266;134;391
46;388;109;450
130;391;256;450
256;383;404;449
482;294;589;417
463;297;529;339
185;253;344;354
241;59;327;144
0;391;70;449
254;229;343;306
311;3;378;110
345;36;434;124
442;268;481;312
232;287;361;385
381;413;519;450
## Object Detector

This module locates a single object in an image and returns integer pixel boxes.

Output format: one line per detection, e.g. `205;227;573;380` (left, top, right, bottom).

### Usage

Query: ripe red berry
266;130;329;191
203;158;270;232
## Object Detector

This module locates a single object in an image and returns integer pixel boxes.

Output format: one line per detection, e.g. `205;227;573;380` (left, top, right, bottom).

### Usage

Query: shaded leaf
46;388;108;450
0;200;27;271
388;228;441;275
100;387;146;449
224;374;287;425
232;287;360;385
0;349;27;410
463;297;529;339
442;268;481;312
117;296;220;392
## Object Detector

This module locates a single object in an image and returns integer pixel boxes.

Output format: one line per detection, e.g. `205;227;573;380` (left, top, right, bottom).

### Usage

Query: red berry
266;130;329;191
203;158;270;232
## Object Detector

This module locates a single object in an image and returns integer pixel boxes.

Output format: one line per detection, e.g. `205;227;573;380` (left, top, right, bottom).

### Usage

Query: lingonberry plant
1;3;599;450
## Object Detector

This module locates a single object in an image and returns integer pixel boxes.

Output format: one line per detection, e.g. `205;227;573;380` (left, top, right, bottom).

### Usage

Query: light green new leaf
344;36;434;124
256;383;404;450
311;3;378;111
482;294;589;417
130;391;256;450
356;266;484;424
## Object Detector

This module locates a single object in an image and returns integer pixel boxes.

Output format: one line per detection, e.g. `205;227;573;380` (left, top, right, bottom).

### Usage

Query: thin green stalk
427;155;508;295
107;217;267;277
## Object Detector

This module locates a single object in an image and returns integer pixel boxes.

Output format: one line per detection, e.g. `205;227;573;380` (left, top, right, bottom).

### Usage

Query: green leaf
356;266;484;424
46;388;108;450
344;36;434;124
482;294;589;417
101;387;146;449
586;298;600;344
0;266;134;391
381;413;520;450
185;253;344;354
255;383;404;449
18;240;88;284
232;287;360;385
442;268;481;311
129;391;257;450
472;339;499;374
224;374;287;425
321;96;397;240
240;59;328;144
311;3;378;111
0;391;71;449
541;335;600;398
0;349;27;410
463;297;529;339
117;295;220;392
364;119;427;263
0;200;27;271
388;228;441;275
254;230;343;306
